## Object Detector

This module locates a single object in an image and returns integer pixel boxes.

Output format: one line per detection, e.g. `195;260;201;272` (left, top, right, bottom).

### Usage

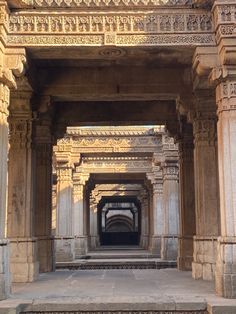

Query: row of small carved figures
9;14;212;33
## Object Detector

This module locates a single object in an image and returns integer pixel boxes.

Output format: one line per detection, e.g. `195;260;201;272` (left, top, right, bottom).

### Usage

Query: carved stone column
73;172;89;257
191;94;220;281
162;161;179;260
0;83;11;298
55;164;74;262
0;1;27;296
139;191;149;249
177;123;196;271
214;78;236;298
33;115;54;272
147;171;163;255
89;195;100;250
7;92;39;282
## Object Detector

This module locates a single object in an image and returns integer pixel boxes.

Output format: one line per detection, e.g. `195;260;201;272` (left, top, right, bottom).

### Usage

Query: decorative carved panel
7;10;215;47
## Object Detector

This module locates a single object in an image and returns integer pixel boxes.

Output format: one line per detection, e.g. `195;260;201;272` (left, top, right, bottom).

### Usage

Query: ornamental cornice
71;137;162;153
79;156;152;173
8;0;194;9
82;156;152;161
7;9;215;47
93;183;143;191
67;126;164;136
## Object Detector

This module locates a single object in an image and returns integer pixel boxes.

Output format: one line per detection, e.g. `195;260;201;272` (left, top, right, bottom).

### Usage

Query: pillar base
9;237;39;283
37;237;54;273
89;236;100;250
0;239;10;300
55;237;75;262
215;237;236;298
161;235;178;260
149;235;161;255
192;236;217;281
178;236;194;271
140;234;149;249
75;236;88;257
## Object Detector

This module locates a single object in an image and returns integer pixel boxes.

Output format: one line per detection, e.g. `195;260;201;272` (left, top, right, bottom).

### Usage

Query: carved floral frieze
7;10;214;46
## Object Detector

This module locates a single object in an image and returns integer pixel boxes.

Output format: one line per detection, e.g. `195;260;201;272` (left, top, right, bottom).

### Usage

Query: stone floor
0;269;236;313
11;269;214;299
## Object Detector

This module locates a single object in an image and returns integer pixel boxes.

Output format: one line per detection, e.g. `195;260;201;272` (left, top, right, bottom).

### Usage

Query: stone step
56;259;177;270
76;248;160;260
4;296;208;314
78;253;160;260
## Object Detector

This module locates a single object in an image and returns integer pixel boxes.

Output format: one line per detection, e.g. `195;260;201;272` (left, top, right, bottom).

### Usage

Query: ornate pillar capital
33;114;52;145
0;48;27;89
57;166;73;183
9;91;33;150
190;92;217;146
146;171;163;195
162;162;179;182
73;172;90;186
192;47;219;90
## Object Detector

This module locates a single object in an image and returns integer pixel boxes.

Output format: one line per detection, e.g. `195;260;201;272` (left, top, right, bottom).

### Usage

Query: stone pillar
148;171;163;255
192;95;220;281
73;173;89;257
0;83;11;298
33;116;54;272
162;161;179;260
139;192;149;249
89;196;99;250
55;165;74;262
7;92;39;282
214;78;236;298
177;123;196;271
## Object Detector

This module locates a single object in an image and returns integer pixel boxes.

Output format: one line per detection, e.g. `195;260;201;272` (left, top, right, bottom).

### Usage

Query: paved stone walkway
11;269;214;299
1;269;236;313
